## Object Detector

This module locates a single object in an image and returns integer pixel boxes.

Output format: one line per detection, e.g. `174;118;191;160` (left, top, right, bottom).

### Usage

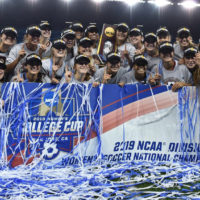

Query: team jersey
41;41;52;59
151;60;192;85
60;74;94;84
65;46;78;62
119;70;147;84
10;72;49;83
94;67;127;84
144;53;161;72
6;43;40;75
119;70;136;84
41;58;66;80
173;43;184;61
117;42;136;70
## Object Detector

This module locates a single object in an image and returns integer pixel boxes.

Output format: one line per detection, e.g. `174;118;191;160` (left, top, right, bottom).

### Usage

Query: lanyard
158;60;164;85
22;73;28;83
50;59;53;78
158;60;163;77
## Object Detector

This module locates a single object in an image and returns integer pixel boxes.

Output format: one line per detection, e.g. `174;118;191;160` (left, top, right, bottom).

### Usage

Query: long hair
193;68;200;86
22;67;45;83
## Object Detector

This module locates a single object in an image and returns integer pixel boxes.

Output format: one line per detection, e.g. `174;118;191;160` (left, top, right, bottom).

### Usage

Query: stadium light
27;0;39;3
123;0;145;6
178;1;200;9
148;0;173;7
26;0;40;5
61;0;72;2
91;0;145;6
92;0;105;3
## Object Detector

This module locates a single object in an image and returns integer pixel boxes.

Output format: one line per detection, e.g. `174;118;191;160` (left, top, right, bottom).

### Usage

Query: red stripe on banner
102;85;160;110
103;91;177;133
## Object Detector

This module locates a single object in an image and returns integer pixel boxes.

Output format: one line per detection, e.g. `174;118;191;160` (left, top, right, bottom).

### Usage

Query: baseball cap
0;56;6;70
177;27;191;39
61;29;76;40
159;42;174;54
156;27;170;38
78;37;93;48
26;25;41;37
129;28;143;37
133;54;148;66
75;55;90;65
1;27;17;38
184;47;198;59
144;33;157;43
71;23;84;32
117;23;129;33
106;52;121;64
25;54;42;66
52;39;66;50
39;21;51;30
85;24;99;34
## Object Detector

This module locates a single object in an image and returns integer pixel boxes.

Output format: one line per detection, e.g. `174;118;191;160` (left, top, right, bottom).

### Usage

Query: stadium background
0;0;200;42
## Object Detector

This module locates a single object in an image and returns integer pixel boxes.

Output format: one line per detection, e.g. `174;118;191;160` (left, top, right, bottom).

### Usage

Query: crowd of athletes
0;21;200;92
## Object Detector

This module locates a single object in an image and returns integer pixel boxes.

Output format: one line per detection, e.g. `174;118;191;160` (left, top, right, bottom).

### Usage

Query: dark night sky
0;0;200;42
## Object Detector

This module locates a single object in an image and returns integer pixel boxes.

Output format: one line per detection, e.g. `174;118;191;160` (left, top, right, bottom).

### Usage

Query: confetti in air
0;83;200;199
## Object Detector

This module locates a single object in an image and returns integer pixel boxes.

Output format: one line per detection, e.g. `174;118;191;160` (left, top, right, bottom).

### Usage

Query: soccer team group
0;21;200;93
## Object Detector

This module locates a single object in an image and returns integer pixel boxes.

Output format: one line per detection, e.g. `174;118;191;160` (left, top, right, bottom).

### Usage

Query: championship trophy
97;24;117;59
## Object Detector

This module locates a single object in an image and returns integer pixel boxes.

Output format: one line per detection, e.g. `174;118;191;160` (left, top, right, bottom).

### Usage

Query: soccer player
119;54;148;86
174;27;195;61
6;25;41;76
0;27;17;59
65;55;94;84
85;24;99;55
149;42;191;86
143;33;160;73
39;21;52;58
94;53;127;84
156;27;171;45
42;39;67;84
67;37;97;76
71;22;84;42
116;23;135;70
129;28;144;55
11;53;47;83
172;47;200;90
61;29;77;62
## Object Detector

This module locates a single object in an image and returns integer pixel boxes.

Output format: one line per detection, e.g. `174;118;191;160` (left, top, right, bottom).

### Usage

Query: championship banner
0;83;199;168
97;24;117;57
0;83;101;168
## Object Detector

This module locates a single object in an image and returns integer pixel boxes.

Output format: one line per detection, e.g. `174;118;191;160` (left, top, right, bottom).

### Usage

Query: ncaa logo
44;91;59;107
